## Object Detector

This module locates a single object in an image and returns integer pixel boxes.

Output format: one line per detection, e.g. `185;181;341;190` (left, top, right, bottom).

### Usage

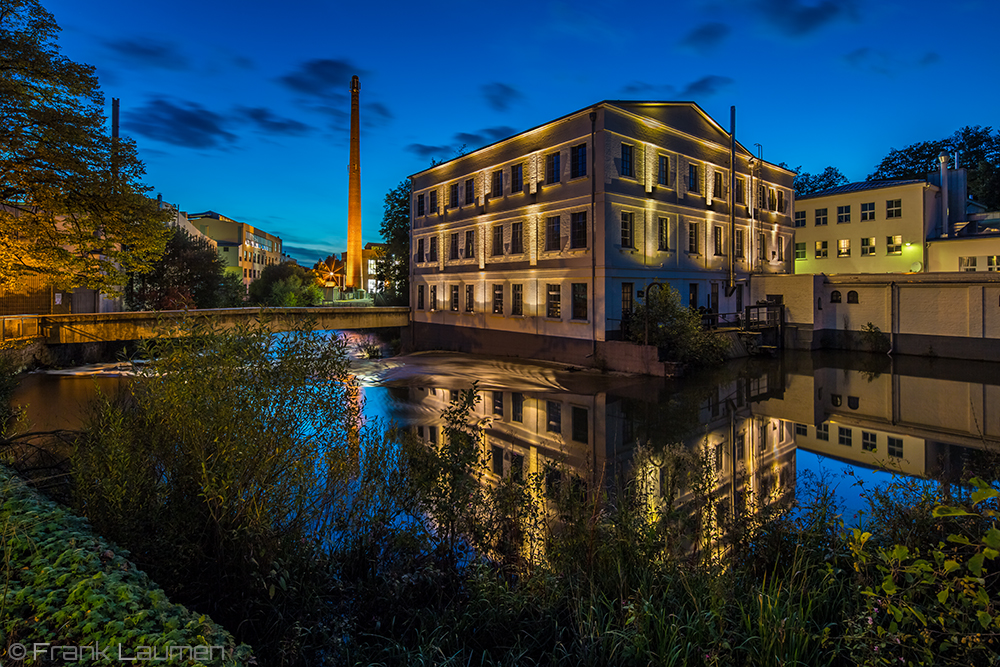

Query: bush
625;285;728;365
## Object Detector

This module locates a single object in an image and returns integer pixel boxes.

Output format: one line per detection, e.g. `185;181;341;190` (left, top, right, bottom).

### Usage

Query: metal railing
1;315;40;342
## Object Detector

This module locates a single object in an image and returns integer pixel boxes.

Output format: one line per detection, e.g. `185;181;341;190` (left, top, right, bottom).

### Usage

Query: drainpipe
590;110;598;361
726;106;737;297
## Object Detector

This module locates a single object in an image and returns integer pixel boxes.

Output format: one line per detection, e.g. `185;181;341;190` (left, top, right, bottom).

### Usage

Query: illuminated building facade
409;101;795;366
188;210;283;287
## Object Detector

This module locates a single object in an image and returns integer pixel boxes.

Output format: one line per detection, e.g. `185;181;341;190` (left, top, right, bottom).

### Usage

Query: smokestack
346;76;363;290
939;151;950;238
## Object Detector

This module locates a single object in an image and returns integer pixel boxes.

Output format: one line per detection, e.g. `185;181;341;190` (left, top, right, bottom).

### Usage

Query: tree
126;228;244;311
376;180;410;304
248;261;323;306
624;284;727;365
794;166;849;197
868;126;1000;209
0;0;171;293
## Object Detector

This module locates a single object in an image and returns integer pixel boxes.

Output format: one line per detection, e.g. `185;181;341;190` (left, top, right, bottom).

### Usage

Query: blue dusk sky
46;0;999;267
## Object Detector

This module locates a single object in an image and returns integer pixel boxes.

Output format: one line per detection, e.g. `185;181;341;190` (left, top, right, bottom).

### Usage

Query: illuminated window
795;242;805;260
714;226;724;256
429;190;437;212
571;283;587;320
960;256;977;271
688;222;699;254
511;284;523;316
492;225;503;256
546;216;561;251
989;256;1000;271
815;208;828;226
621;212;634;248
465;284;474;312
546;283;561;319
768;188;777;210
417;285;425;309
449;183;459;208
464;229;475;258
735;176;745;203
621;144;634;177
658;217;669;251
735;229;744;258
838;239;851;257
491;169;503;197
450;285;459;311
861;202;875;220
887;235;902;255
794;211;806;227
511;164;523;192
887;436;903;458
546;401;561;433
886;199;902;218
510;221;523;254
837;205;850;223
838;427;852;447
429;285;437;310
417;238;425;263
861;237;875;256
658;155;669;186
417;193;425;216
688;163;699;192
465;178;474;205
570;143;587;178
815;241;828;258
492;284;503;314
546;152;561;184
571;212;587;249
429;237;438;262
449;233;459;260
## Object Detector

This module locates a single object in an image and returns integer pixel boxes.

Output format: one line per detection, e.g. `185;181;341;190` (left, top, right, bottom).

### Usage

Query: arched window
817;296;823;310
847;290;859;304
848;396;860;410
830;290;842;303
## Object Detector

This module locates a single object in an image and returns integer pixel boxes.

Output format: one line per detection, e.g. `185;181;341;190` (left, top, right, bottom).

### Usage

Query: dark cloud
919;51;940;66
282;244;330;264
482;83;523;112
237;107;312;136
363;102;394;128
407;143;454;160
681;75;734;97
123;98;236;149
844;48;940;76
454;126;516;147
756;0;858;35
232;55;255;70
278;59;367;101
679;22;730;53
621;81;676;96
103;38;190;70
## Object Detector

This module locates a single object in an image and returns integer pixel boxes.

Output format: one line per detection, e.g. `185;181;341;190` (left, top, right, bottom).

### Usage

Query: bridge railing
1;315;40;342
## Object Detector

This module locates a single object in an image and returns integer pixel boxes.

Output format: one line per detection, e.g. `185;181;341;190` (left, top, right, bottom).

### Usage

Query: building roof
797;179;926;200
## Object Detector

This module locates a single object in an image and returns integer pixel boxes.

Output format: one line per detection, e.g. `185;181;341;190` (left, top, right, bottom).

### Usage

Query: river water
11;345;1000;526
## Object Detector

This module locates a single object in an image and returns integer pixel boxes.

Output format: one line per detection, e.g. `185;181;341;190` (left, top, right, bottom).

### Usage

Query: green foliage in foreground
0;465;251;665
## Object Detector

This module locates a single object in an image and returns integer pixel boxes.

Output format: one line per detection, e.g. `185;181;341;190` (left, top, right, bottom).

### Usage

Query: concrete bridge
6;307;410;345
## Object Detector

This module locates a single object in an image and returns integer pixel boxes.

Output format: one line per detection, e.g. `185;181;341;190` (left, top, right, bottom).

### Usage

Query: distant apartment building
188;211;283;287
409;101;796;365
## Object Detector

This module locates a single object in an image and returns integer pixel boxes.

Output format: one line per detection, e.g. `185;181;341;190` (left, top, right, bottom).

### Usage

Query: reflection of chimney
346;76;362;289
939;151;950;238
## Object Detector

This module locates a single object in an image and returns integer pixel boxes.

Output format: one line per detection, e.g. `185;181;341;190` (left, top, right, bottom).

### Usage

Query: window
714;226;724;255
688;222;699;253
658;155;669;186
429;190;437;212
492;284;503;314
861;432;876;452
960;256;977;271
491;169;503;197
417;193;425;216
688;163;699;192
861;237;875;256
794;423;808;436
714;171;724;199
861;202;875;221
735;230;744;258
794;211;806;227
493;391;504;417
838;239;851;257
546;152;560;184
465;178;475;205
465;229;475;259
621;212;634;248
510;221;523;254
887;436;903;458
688;283;698;308
815;208;828;226
768;188;777;210
428;425;437;444
887;235;902;255
546;216;561;251
758;232;767;260
417;238;425;263
546;400;561;433
886;199;901;218
417;284;425;309
572;283;587;320
837;205;850;224
511;164;523;192
570;212;587;248
449;233;459;260
988;256;1000;271
465;284;474;312
622;283;633;317
491;445;504;476
830;290;842;303
429;237;438;261
816;423;829;441
847;290;859;304
777;191;785;213
572;406;588;443
621;144;634;177
776;239;784;261
815;241;828;258
429;285;437;310
658;217;669;251
838;427;852;447
735;176;745;203
546;283;561;318
570;143;587;178
511;283;523;316
511;393;524;422
449;183;459;208
450;284;459;311
795;242;806;260
492;225;503;256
